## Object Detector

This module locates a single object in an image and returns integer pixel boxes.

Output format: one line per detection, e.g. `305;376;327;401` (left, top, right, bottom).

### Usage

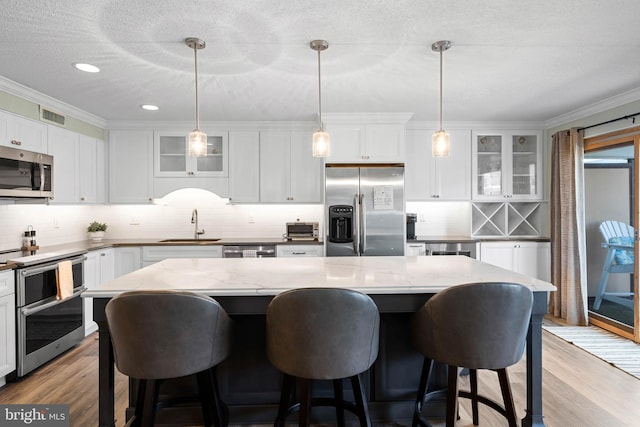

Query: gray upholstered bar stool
411;282;533;427
105;290;232;427
266;287;380;427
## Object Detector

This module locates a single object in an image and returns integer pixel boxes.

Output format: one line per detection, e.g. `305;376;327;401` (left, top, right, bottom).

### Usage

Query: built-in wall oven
11;250;87;377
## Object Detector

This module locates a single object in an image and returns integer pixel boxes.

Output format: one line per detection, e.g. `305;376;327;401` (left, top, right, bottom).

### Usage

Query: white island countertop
83;255;556;298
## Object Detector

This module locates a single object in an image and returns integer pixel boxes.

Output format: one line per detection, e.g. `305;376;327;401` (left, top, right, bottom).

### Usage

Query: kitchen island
85;255;555;427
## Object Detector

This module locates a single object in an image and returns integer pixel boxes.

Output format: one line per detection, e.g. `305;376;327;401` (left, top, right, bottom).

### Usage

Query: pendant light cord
194;45;200;130
439;46;443;132
317;47;323;132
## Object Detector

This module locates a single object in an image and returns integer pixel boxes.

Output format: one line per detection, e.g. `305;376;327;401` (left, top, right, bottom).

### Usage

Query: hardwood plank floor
1;330;639;426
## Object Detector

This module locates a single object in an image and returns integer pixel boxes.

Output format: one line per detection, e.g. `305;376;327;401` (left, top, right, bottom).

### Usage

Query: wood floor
1;329;640;427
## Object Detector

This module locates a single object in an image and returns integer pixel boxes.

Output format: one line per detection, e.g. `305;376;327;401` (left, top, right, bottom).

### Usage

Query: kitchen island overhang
85;256;555;427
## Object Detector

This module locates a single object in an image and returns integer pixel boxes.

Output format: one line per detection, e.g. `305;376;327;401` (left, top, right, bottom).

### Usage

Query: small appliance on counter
406;213;417;240
284;222;319;241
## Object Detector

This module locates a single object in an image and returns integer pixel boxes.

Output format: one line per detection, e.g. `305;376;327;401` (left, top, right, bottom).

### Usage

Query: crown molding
0;76;107;128
405;120;544;130
323;112;414;124
544;87;640;129
106;120;317;131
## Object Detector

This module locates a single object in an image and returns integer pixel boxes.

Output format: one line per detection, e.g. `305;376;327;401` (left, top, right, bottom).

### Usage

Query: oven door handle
18;255;86;277
20;287;85;316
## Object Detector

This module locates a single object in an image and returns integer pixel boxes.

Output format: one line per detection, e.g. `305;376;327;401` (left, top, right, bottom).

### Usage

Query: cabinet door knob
80;197;85;201
11;140;21;146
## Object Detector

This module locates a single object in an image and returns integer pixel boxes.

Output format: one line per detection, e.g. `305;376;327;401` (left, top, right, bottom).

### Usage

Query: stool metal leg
140;379;160;427
196;370;214;427
298;378;312;427
275;374;295;427
350;374;372;427
497;368;518;427
333;378;346;427
445;366;459;427
412;357;432;427
470;368;479;425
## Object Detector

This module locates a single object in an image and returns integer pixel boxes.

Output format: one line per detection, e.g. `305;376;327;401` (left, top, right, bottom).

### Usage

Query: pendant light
310;39;330;157
432;40;451;157
186;37;208;157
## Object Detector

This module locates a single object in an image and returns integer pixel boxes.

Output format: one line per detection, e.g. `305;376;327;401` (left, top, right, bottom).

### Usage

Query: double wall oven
9;249;87;377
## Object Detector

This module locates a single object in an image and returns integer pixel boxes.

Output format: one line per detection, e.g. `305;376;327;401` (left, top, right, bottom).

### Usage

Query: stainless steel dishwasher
222;245;276;258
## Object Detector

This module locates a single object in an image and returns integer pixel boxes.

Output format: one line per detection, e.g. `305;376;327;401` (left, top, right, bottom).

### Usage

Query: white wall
0;189;324;250
406;201;471;236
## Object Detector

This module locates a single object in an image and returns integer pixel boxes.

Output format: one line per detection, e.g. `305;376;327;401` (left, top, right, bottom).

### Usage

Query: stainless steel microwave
0;146;53;198
285;222;319;241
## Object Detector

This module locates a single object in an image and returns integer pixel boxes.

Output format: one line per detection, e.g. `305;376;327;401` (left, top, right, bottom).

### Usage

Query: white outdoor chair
593;220;635;310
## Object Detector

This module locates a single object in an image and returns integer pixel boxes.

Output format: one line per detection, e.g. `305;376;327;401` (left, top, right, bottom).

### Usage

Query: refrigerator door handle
353;194;360;255
360;193;366;255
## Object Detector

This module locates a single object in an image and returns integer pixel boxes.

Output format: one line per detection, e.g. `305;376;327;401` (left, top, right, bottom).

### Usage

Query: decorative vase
89;231;105;242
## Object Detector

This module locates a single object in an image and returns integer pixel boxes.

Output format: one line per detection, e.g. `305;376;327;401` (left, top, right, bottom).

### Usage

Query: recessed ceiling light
73;63;100;73
141;104;159;111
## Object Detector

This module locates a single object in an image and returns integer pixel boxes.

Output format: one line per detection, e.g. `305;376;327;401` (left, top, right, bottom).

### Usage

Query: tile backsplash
0;189;471;251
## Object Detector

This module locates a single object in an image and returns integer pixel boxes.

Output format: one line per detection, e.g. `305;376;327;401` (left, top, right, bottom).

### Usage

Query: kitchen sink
159;239;221;243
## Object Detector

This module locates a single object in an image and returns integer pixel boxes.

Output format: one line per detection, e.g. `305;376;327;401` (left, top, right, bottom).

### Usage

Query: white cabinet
142;245;223;267
405;129;471;200
276;245;323;257
471;201;547;238
109;130;154;204
479;241;550;281
114;247;142;277
0;270;16;384
472;130;544;200
228;130;260;203
49;126;106;204
154;130;228;177
84;249;115;335
260;130;323;203
406;242;427;256
0;109;48;153
48;125;79;203
325;123;405;163
78;135;106;204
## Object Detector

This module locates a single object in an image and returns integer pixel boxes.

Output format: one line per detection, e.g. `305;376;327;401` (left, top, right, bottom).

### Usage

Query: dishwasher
222;245;276;258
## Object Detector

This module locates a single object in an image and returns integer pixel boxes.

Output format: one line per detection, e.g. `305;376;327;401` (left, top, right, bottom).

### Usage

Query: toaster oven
285;222;319;241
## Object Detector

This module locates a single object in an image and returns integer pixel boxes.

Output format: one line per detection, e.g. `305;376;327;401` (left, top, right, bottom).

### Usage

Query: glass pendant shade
432;129;450;157
188;129;208;157
312;130;330;157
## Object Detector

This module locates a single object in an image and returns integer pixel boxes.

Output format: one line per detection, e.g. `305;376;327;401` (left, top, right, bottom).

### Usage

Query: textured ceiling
1;0;639;124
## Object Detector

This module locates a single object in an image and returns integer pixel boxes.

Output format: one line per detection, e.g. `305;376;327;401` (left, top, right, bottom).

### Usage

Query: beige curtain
549;128;588;325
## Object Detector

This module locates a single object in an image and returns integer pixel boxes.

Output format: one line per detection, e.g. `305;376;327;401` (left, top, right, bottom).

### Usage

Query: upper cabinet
0;109;48;153
153;130;228;178
109;130;154;204
323;113;412;163
472;130;544;200
228;130;260;203
49;126;106;204
405;129;471;201
260;129;323;203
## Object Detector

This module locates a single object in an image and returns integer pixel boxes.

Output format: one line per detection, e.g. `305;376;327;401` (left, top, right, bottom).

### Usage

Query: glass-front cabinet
154;130;228;177
472;130;543;200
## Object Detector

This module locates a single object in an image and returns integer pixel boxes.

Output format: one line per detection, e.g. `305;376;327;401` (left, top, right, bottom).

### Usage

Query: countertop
0;237;323;270
83;255;556;298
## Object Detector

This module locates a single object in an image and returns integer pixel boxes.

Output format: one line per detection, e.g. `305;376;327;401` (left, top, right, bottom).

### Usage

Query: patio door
584;127;640;342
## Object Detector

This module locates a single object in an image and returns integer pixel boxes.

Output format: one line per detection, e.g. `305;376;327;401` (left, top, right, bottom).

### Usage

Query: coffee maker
406;213;417;240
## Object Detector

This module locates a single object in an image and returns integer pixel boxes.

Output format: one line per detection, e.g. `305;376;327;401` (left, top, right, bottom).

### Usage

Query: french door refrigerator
325;164;405;256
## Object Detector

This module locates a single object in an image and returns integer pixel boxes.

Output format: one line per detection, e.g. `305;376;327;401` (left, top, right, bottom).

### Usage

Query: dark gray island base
93;291;548;427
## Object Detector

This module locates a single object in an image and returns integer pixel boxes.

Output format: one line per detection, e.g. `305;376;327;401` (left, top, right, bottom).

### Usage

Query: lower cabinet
84;249;115;335
114;247;143;277
406;242;427;256
479;241;550;281
276;245;323;257
0;270;16;384
142;245;223;267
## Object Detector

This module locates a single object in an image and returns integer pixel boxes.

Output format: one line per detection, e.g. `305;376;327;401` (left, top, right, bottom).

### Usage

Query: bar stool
105;290;232;427
411;282;533;427
266;287;380;427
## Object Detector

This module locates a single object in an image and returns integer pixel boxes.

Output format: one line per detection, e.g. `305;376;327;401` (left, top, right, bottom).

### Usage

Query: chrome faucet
191;209;205;239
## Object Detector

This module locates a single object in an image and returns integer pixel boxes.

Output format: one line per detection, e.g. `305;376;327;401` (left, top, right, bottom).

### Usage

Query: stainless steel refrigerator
325;164;405;256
